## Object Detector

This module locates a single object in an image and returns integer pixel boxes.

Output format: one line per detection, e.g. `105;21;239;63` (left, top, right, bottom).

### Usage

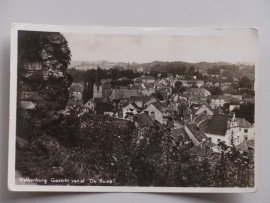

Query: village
67;64;255;160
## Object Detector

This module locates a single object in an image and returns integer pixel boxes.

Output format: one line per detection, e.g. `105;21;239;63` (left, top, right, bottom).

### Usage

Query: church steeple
95;65;100;86
93;65;103;99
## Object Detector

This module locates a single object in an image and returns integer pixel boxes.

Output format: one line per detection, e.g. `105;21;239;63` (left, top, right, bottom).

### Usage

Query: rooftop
134;113;155;127
200;114;229;136
171;127;190;142
236;139;255;151
185;88;209;94
235;118;252;128
186;123;208;142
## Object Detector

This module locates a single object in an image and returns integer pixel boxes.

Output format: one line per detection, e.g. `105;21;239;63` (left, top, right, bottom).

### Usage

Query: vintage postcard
8;24;258;192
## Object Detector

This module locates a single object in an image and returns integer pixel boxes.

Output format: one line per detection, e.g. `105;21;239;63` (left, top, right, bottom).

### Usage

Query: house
141;95;159;107
184;124;208;147
240;97;255;104
143;102;170;125
186;80;204;88
220;82;232;90
140;75;156;84
233;78;239;85
205;82;214;87
199;113;254;146
122;103;140;118
183;88;211;97
136;67;144;73
235;118;255;140
194;104;214;116
129;95;152;108
229;98;240;112
171;127;194;150
140;88;155;96
156;78;170;89
231;95;243;101
169;94;189;113
85;99;96;110
109;89;140;108
199;114;229;145
207;95;231;109
236;139;255;152
189;139;216;160
176;75;186;80
133;113;156;138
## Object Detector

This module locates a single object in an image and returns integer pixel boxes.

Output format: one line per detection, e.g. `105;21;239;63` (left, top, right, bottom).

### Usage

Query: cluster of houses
68;66;255;160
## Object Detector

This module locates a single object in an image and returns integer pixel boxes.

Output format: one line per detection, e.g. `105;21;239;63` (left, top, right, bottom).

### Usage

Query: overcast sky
63;33;258;64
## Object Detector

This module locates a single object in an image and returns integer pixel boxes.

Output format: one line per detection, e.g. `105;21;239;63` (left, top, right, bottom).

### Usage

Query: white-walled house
194;104;214;116
199;113;255;146
207;95;231;109
122;103;139;118
143;102;165;124
183;88;211;97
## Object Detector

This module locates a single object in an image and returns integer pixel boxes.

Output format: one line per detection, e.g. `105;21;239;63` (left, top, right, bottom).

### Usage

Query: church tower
93;66;103;99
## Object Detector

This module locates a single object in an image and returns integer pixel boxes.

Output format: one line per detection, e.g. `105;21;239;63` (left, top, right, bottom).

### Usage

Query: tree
175;81;183;89
239;76;252;89
233;102;255;124
207;87;223;95
188;66;195;75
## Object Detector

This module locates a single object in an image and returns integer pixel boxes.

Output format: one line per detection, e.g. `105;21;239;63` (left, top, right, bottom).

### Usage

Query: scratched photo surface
10;25;257;192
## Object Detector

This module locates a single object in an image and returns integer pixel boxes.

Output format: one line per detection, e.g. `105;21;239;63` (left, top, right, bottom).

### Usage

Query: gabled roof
171;127;190;142
151;101;169;112
194;113;213;124
123;102;139;109
190;140;215;157
236;139;255;151
235;118;252;128
134;113;155;127
109;89;139;100
200;114;229;136
186;123;208;142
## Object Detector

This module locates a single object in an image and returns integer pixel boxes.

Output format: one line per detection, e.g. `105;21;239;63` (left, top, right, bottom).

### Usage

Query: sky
63;32;258;64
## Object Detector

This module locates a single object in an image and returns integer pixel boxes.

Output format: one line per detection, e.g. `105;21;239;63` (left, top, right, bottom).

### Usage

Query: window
237;136;240;143
244;129;248;133
150;111;155;118
217;139;221;143
141;129;144;135
97;86;99;91
244;135;248;141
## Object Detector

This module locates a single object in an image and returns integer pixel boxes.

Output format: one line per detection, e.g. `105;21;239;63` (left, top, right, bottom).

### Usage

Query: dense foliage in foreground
16;108;254;187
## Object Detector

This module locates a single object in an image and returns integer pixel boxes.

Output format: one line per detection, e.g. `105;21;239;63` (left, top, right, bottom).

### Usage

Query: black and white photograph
9;24;258;192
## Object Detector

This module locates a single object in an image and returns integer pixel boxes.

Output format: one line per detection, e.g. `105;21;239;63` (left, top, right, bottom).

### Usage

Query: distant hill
68;60;127;70
68;60;255;80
